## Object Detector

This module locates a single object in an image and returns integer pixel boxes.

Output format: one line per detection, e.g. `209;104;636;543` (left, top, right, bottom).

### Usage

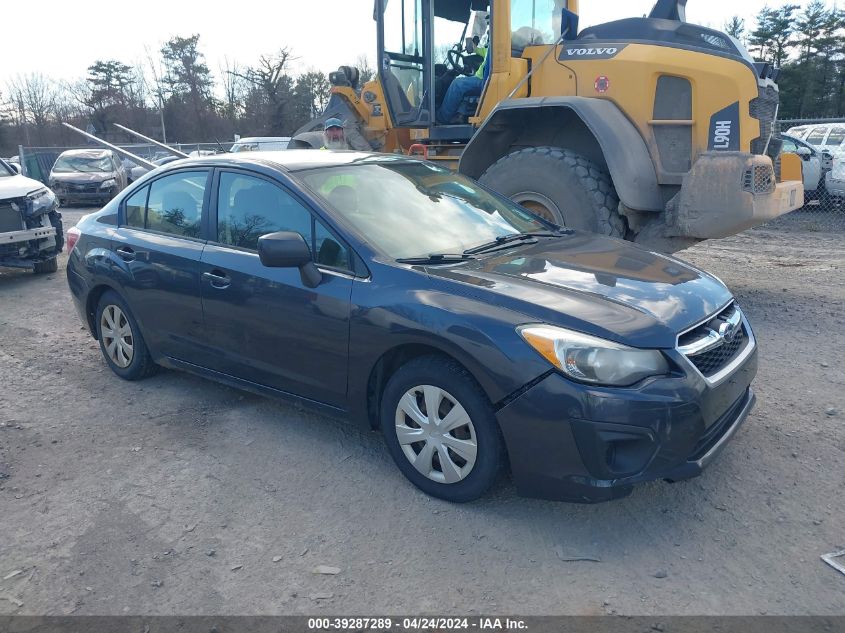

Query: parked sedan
49;148;128;206
66;151;758;503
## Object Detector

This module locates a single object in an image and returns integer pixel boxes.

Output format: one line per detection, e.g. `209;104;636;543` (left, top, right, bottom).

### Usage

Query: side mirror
795;147;812;158
257;231;322;288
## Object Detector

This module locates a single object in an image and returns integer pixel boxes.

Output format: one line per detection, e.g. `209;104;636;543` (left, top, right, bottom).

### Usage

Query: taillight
66;226;81;253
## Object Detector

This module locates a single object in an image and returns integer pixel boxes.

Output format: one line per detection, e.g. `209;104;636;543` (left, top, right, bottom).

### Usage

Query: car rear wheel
380;355;504;502
95;291;157;380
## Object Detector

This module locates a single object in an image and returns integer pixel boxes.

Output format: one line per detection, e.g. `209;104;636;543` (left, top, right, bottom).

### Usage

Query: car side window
805;127;827;145
216;172;350;270
124;186;148;228
781;139;796;153
826;127;845;146
145;171;207;238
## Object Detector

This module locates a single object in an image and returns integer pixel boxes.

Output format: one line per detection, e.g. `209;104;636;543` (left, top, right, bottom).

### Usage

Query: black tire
480;146;626;237
95;290;158;381
380;355;504;503
33;257;58;274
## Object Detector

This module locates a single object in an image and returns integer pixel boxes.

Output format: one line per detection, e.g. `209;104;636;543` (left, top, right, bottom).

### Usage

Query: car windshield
52;155;112;173
298;161;551;259
0;160;13;177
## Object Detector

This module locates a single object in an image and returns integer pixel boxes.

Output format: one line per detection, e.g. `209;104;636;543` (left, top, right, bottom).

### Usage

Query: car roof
170;149;416;173
58;148;112;158
233;136;292;143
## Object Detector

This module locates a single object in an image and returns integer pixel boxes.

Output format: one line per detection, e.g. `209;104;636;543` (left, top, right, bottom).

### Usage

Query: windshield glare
52;155;113;174
299;162;550;259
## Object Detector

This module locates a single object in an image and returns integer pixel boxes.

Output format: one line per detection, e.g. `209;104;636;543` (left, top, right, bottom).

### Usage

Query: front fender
459;96;664;212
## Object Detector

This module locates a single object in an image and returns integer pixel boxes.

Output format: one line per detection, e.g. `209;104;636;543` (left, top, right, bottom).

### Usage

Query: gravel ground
0;208;843;616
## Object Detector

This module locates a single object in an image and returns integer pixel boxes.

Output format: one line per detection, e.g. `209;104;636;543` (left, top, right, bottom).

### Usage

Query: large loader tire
479;147;626;238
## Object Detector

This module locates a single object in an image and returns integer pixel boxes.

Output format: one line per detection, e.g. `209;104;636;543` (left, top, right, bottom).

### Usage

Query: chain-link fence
13;142;232;185
765;117;845;233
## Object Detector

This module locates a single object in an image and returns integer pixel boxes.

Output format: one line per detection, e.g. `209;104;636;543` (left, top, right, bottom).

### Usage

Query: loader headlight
518;325;670;387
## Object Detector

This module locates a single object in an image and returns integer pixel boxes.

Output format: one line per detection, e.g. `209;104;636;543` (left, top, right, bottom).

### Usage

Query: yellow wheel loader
294;0;804;252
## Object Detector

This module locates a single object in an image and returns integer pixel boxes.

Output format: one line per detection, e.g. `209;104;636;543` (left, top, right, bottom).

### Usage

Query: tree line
3;3;844;156
0;34;374;156
727;0;845;119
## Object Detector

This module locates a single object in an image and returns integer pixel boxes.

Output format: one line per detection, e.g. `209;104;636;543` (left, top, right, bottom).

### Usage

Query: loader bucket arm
648;0;687;21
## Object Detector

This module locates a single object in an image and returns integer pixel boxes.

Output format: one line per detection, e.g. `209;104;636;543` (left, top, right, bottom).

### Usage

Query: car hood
426;233;733;349
0;174;46;199
49;171;114;184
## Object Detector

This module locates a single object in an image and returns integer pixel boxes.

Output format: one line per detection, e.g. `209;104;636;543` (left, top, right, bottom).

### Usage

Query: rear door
114;169;211;362
198;169;353;407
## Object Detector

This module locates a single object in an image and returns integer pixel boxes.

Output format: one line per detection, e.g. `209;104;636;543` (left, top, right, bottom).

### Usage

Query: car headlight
99;178;117;189
26;187;57;216
518;325;670;387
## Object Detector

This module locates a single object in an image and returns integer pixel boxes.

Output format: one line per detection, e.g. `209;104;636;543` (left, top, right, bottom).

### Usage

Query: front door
198;169;353;408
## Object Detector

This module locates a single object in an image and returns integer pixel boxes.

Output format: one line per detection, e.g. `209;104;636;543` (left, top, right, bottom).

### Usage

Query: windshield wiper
463;231;562;255
396;253;477;265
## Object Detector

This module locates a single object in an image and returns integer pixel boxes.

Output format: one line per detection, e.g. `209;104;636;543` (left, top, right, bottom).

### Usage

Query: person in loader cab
321;118;349;150
436;20;490;124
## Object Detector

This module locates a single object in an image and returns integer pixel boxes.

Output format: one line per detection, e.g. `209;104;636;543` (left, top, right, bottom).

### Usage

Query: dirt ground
0;208;843;616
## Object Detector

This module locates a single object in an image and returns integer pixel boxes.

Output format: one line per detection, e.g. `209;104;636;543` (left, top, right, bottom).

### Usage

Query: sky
0;0;824;88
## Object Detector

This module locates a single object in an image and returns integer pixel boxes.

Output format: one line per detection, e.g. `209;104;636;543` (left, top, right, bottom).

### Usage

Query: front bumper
1;226;57;247
671;152;803;239
495;345;757;503
57;191;113;204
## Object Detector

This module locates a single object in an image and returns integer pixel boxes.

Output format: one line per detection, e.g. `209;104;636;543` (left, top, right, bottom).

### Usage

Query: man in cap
322;118;350;150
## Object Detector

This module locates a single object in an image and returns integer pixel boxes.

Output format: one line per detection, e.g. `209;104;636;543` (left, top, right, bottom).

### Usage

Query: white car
785;123;845;155
825;155;845;201
230;136;291;152
0;158;62;273
781;134;824;200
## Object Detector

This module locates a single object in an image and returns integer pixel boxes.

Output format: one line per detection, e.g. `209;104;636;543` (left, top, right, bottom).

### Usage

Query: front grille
689;328;746;375
0;201;25;233
65;183;100;193
678;303;751;379
742;164;776;194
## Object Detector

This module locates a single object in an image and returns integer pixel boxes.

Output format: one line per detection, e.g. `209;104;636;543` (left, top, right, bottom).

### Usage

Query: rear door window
805;127;828;146
825;127;845;147
124;186;148;228
145;172;208;238
122;171;208;237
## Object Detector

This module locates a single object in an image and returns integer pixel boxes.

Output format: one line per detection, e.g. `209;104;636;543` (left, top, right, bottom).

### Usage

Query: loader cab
375;0;570;139
375;0;492;139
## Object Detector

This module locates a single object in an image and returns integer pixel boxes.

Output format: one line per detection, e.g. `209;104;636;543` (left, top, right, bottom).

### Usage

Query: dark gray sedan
66;151;757;503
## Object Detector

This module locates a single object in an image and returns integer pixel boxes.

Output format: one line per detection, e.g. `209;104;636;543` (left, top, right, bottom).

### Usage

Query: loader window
510;0;563;51
380;0;426;124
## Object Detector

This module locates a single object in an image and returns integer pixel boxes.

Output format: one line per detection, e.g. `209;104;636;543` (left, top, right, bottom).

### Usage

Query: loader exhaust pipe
61;123;158;170
113;124;190;159
648;0;687;21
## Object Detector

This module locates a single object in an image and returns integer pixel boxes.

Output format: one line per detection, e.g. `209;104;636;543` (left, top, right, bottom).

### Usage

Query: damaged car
0;158;63;274
49;148;128;207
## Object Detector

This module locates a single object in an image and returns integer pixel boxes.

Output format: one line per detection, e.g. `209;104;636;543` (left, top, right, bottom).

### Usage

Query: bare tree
6;73;59;145
233;48;297;134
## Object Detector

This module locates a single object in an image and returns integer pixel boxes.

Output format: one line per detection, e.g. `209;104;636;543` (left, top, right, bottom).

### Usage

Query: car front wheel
95;290;158;380
380;355;504;502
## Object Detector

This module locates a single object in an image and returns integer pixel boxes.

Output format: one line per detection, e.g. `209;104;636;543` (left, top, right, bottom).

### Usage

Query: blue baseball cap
324;118;344;130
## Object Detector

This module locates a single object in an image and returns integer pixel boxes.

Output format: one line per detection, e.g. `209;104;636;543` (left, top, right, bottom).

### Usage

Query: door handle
115;246;135;262
203;270;231;289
